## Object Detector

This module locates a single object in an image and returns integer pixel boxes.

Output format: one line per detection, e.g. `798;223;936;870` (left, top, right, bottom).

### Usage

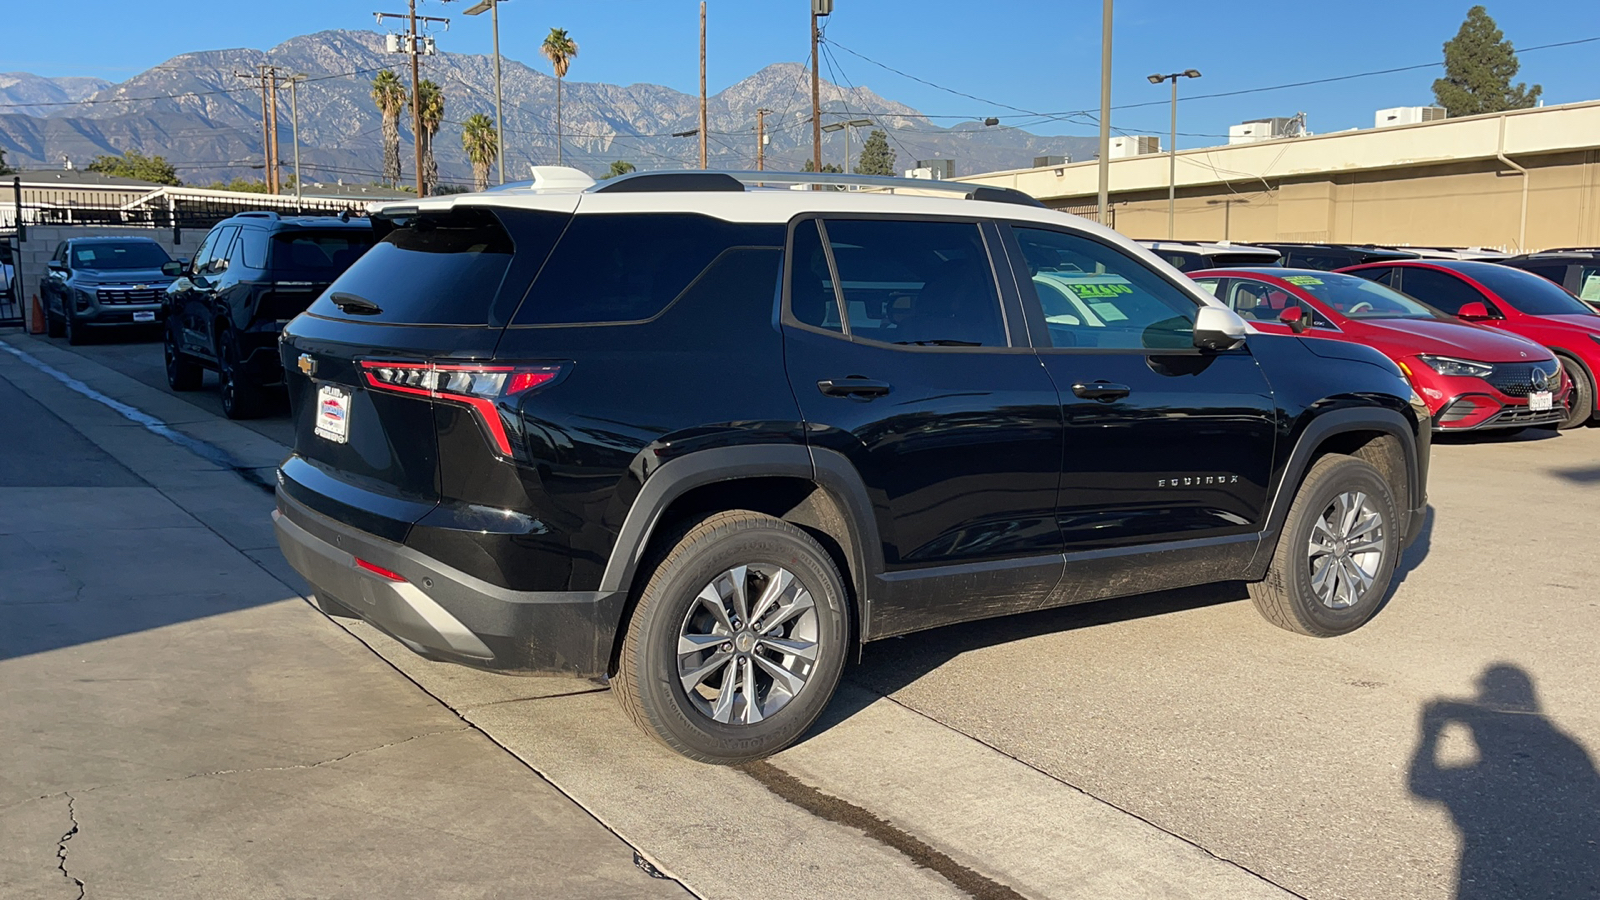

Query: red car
1337;260;1600;430
1191;268;1570;433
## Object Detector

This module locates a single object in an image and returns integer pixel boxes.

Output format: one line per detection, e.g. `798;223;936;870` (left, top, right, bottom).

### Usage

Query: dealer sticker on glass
1529;390;1553;413
314;385;351;443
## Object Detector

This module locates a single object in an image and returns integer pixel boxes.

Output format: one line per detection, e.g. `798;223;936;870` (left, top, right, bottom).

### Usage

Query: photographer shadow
1407;664;1600;899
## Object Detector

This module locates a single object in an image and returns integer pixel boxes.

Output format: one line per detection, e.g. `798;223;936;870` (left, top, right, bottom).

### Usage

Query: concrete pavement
10;329;1600;900
0;334;690;899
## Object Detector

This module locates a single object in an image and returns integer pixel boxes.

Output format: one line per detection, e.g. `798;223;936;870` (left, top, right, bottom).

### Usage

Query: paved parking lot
4;329;1598;899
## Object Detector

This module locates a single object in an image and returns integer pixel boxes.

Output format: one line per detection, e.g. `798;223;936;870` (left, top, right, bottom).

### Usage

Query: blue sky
3;1;1594;149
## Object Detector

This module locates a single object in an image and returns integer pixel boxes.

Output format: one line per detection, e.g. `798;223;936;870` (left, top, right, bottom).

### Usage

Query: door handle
1071;381;1131;401
818;377;892;398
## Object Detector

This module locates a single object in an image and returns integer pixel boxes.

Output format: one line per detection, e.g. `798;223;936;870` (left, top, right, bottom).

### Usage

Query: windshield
1280;272;1437;319
1466;265;1597;317
70;242;171;270
267;231;376;276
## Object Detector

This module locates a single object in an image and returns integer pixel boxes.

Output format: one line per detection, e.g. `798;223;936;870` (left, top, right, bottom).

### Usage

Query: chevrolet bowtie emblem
297;354;315;376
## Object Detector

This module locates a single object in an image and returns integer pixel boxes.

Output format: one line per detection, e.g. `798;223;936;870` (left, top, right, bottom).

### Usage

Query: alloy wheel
1306;491;1385;609
676;563;819;726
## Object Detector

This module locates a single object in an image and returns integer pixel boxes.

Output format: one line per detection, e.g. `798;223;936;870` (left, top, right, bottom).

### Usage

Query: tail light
359;360;564;457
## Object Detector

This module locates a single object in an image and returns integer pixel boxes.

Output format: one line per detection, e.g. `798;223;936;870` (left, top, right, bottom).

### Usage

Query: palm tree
370;70;408;188
461;113;498;192
540;28;579;165
412;79;444;196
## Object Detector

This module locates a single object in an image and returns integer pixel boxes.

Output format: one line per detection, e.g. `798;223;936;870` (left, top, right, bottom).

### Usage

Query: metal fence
1056;202;1115;228
6;179;362;243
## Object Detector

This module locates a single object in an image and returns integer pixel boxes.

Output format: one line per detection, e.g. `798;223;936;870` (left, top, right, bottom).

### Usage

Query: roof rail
233;210;280;220
586;169;1046;208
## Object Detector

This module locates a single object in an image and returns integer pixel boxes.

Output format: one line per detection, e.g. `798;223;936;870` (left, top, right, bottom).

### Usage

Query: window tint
1157;250;1204;272
1464;264;1596;317
312;207;553;325
268;230;376;276
70;241;172;270
788;220;843;333
1351;266;1396;287
1280;250;1353;271
1013;226;1197;350
820;219;1005;347
1396;267;1491;315
515;214;783;325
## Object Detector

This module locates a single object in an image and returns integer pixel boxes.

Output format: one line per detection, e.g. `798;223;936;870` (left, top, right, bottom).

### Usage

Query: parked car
1138;240;1281;272
1497;248;1600;312
163;211;375;419
1380;246;1507;262
1339;260;1600;429
272;168;1430;764
1192;268;1569;432
1255;243;1419;271
41;236;175;344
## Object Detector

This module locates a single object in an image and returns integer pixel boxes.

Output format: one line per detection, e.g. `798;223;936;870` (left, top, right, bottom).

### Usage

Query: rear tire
612;511;849;764
1249;454;1399;637
217;331;263;419
63;312;84;346
164;321;203;391
46;306;64;338
1556;356;1594;430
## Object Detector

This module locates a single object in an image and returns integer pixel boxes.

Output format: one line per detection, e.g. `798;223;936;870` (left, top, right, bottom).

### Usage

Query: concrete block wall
12;225;192;330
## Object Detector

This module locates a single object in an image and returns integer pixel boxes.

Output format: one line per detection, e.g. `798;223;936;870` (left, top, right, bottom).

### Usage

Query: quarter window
818;218;1006;348
1012;226;1198;350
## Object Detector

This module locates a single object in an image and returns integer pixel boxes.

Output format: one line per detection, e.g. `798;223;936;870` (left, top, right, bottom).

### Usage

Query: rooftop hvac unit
1033;155;1069;168
1375;106;1448;128
1108;136;1159;158
1228;117;1298;145
915;159;955;180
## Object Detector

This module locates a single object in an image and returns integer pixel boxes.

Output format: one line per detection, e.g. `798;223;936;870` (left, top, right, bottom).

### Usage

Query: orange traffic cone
29;293;44;335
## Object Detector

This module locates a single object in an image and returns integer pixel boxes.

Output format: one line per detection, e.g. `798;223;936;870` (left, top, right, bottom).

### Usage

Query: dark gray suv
43;236;176;344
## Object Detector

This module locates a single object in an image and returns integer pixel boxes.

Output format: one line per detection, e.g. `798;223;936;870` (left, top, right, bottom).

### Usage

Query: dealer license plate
1529;390;1553;413
314;385;351;443
133;311;155;322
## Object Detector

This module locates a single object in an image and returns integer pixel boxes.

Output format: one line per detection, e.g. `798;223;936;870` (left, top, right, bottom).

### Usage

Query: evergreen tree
853;129;896;176
85;151;180;185
801;159;843;173
1432;6;1541;116
0;147;13;176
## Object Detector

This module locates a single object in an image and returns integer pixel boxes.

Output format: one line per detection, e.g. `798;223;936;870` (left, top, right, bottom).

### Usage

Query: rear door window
817;218;1006;347
512;214;784;326
310;207;565;326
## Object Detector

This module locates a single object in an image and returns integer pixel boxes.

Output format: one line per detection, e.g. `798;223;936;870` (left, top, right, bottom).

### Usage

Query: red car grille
1487;362;1561;397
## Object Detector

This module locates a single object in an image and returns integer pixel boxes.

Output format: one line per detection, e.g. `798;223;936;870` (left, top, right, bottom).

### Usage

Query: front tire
1249;454;1400;637
46;305;64;338
1556;356;1594;430
612;511;849;764
164;321;203;391
63;312;84;345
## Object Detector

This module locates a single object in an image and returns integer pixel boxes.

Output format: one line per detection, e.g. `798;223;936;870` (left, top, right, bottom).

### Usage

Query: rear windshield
71;242;170;270
308;208;563;325
1467;265;1597;317
1281;272;1437;319
239;229;375;275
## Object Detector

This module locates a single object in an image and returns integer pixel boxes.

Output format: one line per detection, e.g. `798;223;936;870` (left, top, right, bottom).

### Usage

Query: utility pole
288;74;306;206
810;1;830;174
756;107;770;171
699;2;708;169
1096;0;1111;225
265;65;282;193
238;70;271;186
408;0;424;197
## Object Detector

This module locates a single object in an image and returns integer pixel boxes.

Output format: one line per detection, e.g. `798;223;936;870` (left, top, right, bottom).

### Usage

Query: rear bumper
273;490;623;679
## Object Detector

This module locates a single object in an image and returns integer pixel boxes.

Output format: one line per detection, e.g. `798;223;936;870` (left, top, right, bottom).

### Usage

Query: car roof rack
589;169;1046;208
233;210;280;220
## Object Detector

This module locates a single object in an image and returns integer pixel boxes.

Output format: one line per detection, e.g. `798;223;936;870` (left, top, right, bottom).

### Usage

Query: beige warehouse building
956;100;1600;252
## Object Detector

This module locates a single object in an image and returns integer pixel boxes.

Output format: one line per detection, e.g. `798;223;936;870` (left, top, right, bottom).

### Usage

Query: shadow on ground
1408;663;1600;899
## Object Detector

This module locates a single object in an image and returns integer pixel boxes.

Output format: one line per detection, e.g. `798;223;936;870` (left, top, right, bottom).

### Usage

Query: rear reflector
355;558;407;581
359;360;565;457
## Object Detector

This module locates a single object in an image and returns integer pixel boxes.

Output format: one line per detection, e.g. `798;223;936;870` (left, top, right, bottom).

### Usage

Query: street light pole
1096;0;1112;225
1149;69;1200;240
288;74;306;207
462;0;506;184
822;118;871;173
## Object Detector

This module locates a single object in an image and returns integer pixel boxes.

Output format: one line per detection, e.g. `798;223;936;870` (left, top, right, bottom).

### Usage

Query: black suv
1499;248;1600;312
163;211;374;418
43;236;176;344
1254;243;1420;271
273;170;1431;764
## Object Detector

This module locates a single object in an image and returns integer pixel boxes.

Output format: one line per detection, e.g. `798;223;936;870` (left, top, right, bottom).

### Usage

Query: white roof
366;168;1233;314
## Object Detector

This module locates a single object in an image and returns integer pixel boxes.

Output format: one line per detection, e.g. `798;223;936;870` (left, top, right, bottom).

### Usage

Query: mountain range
0;30;1094;186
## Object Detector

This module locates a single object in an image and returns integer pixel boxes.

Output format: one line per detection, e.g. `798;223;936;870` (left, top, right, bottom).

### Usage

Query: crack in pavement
174;727;472;781
57;793;84;900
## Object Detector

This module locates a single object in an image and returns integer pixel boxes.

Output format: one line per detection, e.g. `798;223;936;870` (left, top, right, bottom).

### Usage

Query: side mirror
1457;301;1491;320
1193;306;1248;351
1278;305;1311;334
161;261;184;277
47;262;66;275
